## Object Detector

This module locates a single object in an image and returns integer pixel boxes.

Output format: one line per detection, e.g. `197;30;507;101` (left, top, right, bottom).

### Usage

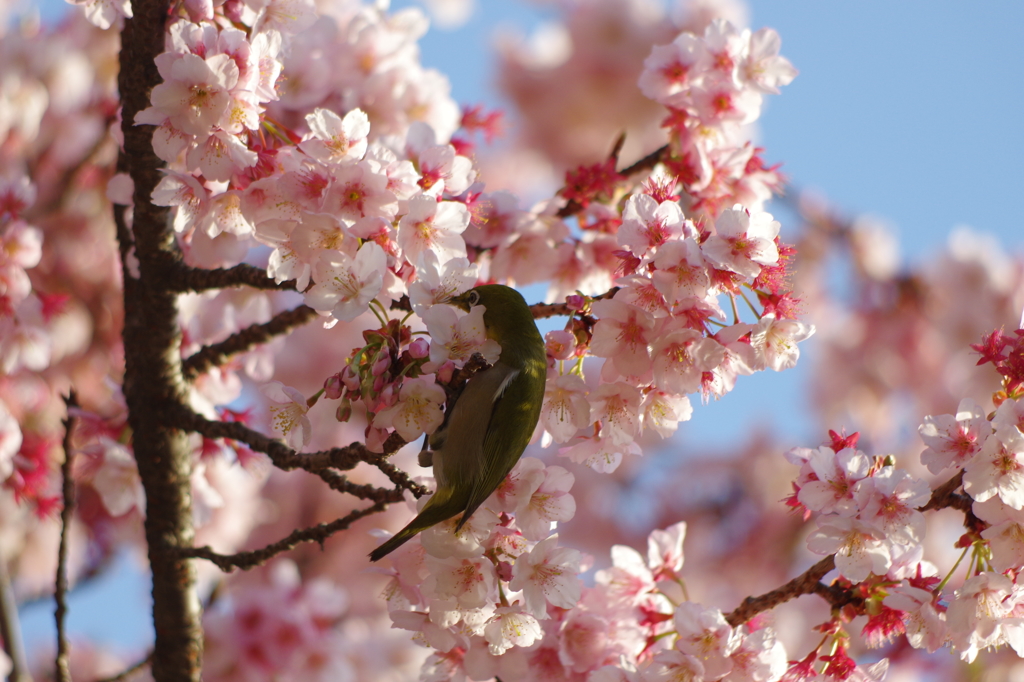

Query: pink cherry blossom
963;427;1024;509
398;195;470;265
919;398;992;474
509;535;582;619
304;241;387;322
702;207;780;278
372;376;445;442
672;602;739;680
483;606;543;655
300;108;370;163
261;381;311;450
422;304;501;365
749;312;815;372
806;516;891;582
590;299;656;379
617;193;686;258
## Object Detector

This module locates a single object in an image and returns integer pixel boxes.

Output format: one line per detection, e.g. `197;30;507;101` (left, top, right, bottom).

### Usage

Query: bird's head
448;284;543;356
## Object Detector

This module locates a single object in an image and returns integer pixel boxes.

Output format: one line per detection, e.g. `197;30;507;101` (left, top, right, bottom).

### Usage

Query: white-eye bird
369;284;546;562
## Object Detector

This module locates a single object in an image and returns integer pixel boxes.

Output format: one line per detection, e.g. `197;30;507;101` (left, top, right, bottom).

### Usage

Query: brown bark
117;0;203;679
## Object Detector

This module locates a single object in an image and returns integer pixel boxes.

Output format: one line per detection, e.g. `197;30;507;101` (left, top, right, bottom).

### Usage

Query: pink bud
379;383;397;407
372;374;386;394
496;561;514;582
545;330;576;361
341;364;360;392
565;294;586;312
336;399;352;423
408;337;430;359
436;360;456;384
372;355;391;377
324;374;343;400
183;0;214;21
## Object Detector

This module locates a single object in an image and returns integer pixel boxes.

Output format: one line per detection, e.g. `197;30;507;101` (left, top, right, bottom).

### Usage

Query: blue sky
18;0;1024;658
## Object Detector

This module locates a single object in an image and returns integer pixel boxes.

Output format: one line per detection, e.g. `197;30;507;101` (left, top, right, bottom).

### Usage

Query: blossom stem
935;545;970;594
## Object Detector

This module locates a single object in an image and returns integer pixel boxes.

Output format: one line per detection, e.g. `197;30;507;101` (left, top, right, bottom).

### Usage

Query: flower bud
336;398;352;423
565;294;586;312
372;354;391;377
324;373;343;400
408;337;430;359
341;364;360;392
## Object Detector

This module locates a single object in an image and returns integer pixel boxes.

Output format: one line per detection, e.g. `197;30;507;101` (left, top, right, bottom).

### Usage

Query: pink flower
672;603;739;680
483;606;542;655
372;376;445;442
90;438;145;516
261;381;311;451
398;195;469;266
919;398;992;474
854;467;930;545
0;400;21;481
796;446;871;516
513;463;576;541
963;427;1024;509
883;582;948;653
304;241;387;322
540;373;591;444
422;304;501;366
749;313;815;372
638;33;710;107
617;193;686;258
300;108;370;163
806;516;890;582
975;498;1024;571
651;328;724;396
589;382;642;447
408;251;478;314
642;390;692;438
590;299;656;379
701;207;780;278
741;28;797;95
510;535;582;619
652;239;710;304
146;53;239;137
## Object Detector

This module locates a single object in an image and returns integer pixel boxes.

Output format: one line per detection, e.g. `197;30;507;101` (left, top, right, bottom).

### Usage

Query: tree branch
172;409;427;497
180;502;387;571
181;305;319;379
55;391;79;682
725;556;836;627
918;471;968;512
0;546;30;682
166;263;300;293
92;652;152;682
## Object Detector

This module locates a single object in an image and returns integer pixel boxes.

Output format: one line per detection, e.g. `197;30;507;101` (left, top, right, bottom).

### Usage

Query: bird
369;284;547;562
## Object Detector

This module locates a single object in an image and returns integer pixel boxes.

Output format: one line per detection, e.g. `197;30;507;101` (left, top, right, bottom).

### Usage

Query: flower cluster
782;364;1024;669
381;457;581;669
203;559;356;681
640;19;796;217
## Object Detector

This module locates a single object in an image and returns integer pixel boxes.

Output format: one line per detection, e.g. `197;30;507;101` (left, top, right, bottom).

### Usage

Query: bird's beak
447;292;472;312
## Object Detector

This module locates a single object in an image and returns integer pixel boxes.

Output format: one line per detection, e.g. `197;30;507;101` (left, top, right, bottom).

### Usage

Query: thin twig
92;652;152;682
725;556;836;627
181;305;319;379
0;546;31;682
180;502;387;571
172;409;427;497
55;391;79;682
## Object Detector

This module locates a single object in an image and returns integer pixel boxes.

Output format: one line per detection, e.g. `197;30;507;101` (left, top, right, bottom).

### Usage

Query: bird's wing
456;362;541;530
434;362;518;494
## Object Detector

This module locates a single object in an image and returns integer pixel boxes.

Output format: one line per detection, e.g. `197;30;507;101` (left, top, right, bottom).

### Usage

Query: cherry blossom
919;398;993;474
304;241;387;322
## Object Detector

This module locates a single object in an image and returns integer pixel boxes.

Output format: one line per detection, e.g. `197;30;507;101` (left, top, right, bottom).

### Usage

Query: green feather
369;285;546;562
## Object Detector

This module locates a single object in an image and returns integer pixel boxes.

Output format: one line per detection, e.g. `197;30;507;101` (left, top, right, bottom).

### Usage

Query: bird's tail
368;491;462;562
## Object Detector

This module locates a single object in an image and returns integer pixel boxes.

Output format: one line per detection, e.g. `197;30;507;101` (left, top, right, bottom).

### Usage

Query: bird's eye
467;290;480;306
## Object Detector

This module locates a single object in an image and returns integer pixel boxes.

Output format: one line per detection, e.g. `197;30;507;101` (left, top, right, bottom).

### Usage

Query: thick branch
166;263;299;293
181;502;387;571
119;0;203;678
181;305;319;379
726;556;836;627
55;392;78;682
